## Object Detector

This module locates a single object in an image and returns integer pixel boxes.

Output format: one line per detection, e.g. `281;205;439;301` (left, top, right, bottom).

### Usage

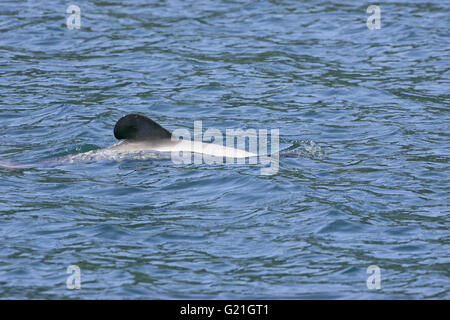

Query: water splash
281;140;324;159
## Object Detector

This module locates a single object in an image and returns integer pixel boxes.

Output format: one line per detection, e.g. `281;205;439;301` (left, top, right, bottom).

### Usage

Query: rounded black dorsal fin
114;114;172;141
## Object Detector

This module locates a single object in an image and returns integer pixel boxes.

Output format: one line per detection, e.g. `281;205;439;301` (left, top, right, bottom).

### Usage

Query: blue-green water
0;0;449;299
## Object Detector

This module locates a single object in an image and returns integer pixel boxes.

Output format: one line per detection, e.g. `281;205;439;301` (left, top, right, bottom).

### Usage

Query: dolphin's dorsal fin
114;114;172;141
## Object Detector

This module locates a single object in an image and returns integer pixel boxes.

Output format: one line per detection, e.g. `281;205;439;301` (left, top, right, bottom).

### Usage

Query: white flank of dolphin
108;139;257;158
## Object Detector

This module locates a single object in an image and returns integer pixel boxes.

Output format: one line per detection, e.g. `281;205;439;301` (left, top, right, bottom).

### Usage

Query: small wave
281;140;324;159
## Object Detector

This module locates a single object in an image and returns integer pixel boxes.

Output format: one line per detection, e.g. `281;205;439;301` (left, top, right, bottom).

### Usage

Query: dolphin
0;114;322;170
109;114;258;158
0;114;260;168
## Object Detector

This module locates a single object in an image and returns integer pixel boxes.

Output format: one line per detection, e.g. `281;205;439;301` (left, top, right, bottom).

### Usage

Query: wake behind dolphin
0;114;322;172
